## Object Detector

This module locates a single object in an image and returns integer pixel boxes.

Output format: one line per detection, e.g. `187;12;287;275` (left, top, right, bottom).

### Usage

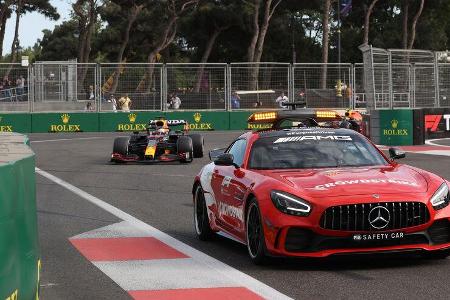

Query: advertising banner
0;114;31;133
423;108;450;139
167;111;229;130
379;110;413;145
31;113;99;133
99;112;162;132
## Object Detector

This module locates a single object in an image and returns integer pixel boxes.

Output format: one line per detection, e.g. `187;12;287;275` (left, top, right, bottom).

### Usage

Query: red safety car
192;110;450;264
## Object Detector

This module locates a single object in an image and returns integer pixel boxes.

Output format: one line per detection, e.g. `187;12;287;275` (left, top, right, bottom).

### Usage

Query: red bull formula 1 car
192;110;450;264
111;117;204;163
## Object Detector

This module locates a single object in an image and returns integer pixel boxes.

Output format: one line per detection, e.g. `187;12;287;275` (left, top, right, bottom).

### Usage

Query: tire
177;136;193;163
246;198;267;265
113;137;130;155
421;249;450;260
189;134;204;158
194;185;214;241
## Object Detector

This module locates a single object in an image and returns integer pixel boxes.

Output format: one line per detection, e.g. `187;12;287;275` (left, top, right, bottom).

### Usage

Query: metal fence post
434;52;440;108
388;51;393;109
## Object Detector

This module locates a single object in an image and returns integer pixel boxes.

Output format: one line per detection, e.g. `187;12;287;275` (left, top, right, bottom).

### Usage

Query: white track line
425;138;450;147
35;167;292;300
31;137;109;143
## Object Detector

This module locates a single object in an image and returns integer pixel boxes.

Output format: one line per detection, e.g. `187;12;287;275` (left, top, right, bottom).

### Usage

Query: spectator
231;91;241;109
87;85;95;100
16;75;25;100
169;93;181;109
118;94;132;112
108;94;117;112
3;76;12;100
275;92;288;108
85;101;94;111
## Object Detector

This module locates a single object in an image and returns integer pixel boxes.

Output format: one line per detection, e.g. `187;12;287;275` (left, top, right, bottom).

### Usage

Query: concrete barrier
0;133;40;300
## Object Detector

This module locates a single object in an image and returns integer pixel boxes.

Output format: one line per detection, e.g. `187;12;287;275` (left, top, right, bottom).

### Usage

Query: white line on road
35;167;292;300
31;137;109;143
425;138;450;147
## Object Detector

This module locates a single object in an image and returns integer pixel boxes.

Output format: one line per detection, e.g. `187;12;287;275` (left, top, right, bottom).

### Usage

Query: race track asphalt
30;132;450;300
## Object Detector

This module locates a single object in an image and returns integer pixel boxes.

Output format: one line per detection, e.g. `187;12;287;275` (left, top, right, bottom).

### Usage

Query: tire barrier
0;132;40;300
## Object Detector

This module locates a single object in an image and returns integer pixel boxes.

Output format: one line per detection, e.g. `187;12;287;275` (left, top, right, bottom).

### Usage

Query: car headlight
430;183;450;210
270;190;311;216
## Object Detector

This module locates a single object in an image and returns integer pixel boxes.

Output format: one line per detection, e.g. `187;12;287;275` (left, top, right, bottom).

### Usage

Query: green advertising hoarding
99;112;162;132
379;110;413;145
31;113;99;133
168;111;229;130
0;114;31;133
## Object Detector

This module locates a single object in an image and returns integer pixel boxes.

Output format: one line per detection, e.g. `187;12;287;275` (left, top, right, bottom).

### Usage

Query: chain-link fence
293;63;353;108
0;63;29;112
360;46;448;110
165;64;226;110
99;63;163;111
229;63;290;110
31;62;97;112
2;60;449;113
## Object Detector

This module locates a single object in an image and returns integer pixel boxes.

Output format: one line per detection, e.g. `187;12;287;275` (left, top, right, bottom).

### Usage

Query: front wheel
246;198;267;264
194;185;213;241
177;136;193;163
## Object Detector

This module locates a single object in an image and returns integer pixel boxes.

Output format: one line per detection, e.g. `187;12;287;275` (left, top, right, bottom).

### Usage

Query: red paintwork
194;130;450;257
69;237;188;261
129;287;263;300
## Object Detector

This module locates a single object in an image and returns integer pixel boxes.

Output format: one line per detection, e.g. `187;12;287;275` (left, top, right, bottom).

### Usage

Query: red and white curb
36;167;292;300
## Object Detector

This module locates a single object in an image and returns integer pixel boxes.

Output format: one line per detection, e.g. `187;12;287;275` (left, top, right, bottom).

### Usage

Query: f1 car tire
246;198;267;265
177;136;193;163
189;134;204;158
194;185;214;241
421;249;450;260
113;137;130;155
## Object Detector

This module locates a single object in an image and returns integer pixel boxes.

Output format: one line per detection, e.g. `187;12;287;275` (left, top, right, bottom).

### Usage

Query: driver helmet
156;127;166;134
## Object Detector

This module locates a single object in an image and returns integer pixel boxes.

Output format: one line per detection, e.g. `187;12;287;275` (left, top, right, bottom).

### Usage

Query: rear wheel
189;134;204;158
194;185;213;241
177;136;193;163
246;198;267;265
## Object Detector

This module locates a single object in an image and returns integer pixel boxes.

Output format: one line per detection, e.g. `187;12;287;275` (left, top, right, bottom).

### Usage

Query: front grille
320;202;430;231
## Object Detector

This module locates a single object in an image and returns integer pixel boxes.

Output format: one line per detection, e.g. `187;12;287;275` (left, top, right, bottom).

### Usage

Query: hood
259;165;428;197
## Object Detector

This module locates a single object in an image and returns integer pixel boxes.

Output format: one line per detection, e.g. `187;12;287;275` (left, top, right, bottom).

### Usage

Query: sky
3;0;72;53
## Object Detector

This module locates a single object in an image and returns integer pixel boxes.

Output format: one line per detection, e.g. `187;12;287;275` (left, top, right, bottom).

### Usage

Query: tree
36;21;79;61
136;0;198;92
363;0;380;45
242;0;283;90
408;0;425;49
73;0;99;64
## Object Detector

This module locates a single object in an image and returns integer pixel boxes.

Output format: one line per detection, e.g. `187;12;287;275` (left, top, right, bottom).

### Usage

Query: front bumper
263;219;450;257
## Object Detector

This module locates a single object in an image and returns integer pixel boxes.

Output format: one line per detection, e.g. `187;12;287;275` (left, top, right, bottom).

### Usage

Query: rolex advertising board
98;112;161;132
380;110;413;145
31;113;99;133
0;114;31;133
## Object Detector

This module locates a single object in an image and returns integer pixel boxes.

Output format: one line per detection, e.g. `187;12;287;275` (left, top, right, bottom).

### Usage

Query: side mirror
209;148;226;160
214;153;238;168
389;147;406;160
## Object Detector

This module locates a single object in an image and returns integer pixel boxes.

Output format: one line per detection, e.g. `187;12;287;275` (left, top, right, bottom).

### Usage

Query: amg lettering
273;135;353;143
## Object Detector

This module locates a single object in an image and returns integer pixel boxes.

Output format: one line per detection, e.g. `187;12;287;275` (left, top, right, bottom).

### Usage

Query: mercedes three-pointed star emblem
368;206;391;229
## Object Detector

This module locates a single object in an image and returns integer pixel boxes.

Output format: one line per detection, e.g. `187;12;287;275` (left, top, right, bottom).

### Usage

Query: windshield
249;132;388;169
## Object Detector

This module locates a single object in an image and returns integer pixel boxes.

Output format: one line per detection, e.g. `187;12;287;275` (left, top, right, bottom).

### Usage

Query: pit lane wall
0;133;40;300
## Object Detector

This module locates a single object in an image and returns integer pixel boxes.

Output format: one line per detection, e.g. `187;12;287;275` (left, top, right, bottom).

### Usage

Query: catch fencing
1;60;450;112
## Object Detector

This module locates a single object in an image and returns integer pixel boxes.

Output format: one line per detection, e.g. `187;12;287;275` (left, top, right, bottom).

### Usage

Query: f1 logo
425;115;442;132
